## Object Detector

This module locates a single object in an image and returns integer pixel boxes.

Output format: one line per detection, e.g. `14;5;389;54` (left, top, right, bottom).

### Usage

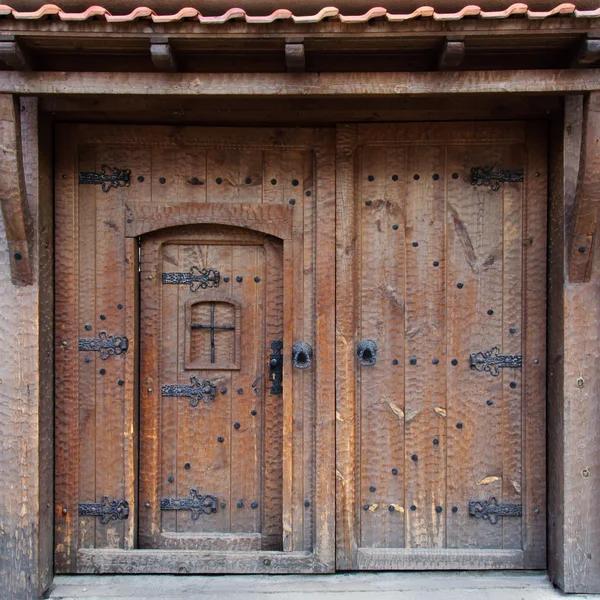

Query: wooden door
54;125;335;574
138;226;285;551
336;122;547;570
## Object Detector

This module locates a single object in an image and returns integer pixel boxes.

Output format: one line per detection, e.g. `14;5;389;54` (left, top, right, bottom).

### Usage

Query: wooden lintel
285;38;305;73
0;94;33;285
150;37;177;73
438;36;465;71
0;35;32;71
568;92;600;283
1;69;600;97
574;34;600;67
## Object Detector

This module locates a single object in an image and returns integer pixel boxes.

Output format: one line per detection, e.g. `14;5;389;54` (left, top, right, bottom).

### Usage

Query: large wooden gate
336;122;547;570
54;125;335;573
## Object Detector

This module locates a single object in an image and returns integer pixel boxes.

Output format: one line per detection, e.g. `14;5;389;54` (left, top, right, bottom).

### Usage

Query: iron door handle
292;342;313;369
357;340;378;366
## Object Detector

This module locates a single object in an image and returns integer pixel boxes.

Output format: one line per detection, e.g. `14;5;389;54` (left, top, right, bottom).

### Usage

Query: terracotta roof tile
0;1;597;22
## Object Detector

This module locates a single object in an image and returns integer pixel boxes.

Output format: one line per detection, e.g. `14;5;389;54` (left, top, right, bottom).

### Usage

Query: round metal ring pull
292;342;313;369
357;340;378;367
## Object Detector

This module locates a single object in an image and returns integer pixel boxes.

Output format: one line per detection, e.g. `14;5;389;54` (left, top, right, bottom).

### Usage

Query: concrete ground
48;572;596;599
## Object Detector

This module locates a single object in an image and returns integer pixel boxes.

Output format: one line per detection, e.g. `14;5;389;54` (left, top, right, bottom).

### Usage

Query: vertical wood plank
335;124;358;569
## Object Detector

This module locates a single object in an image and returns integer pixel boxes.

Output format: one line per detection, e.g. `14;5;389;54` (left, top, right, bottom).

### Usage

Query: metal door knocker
357;340;378;367
292;342;313;369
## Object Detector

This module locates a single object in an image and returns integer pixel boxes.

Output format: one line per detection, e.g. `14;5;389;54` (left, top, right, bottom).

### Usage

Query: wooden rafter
568;92;600;283
574;34;600;66
438;36;465;70
150;36;177;72
0;35;32;71
1;69;599;97
0;94;33;285
285;37;305;73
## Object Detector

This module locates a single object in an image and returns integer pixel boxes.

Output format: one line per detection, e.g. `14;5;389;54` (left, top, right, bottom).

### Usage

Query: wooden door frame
3;92;600;595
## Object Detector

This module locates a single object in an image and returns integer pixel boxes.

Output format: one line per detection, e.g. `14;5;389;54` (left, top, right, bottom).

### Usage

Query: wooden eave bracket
438;36;465;71
150;36;178;72
0;94;34;285
568;91;600;283
285;37;305;73
574;34;600;67
0;35;32;71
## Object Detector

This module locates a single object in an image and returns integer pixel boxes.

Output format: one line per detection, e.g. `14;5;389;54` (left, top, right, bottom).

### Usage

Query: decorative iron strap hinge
160;489;218;520
79;164;131;193
471;164;524;191
162;376;216;407
78;496;130;524
469;497;522;525
162;266;220;291
470;346;522;377
78;331;129;360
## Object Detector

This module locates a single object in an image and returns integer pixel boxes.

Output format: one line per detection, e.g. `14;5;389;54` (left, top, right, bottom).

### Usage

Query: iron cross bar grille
191;301;234;364
78;496;130;524
469;497;522;525
470;346;522;377
78;331;129;360
160;489;218;520
162;266;220;292
162;376;217;407
471;164;524;191
78;164;131;193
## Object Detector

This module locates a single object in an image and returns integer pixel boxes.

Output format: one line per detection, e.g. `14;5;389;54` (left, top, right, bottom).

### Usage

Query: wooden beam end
0;39;33;71
285;42;305;73
150;40;177;73
575;35;600;67
438;37;465;71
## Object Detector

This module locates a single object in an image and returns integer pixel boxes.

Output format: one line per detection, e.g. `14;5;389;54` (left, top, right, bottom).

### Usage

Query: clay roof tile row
0;2;598;22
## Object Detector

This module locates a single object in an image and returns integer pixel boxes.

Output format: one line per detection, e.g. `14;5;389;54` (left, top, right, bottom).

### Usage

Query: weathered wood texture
336;122;547;570
0;94;33;284
2;70;600;97
0;98;54;599
548;95;600;594
567;92;600;282
54;125;335;574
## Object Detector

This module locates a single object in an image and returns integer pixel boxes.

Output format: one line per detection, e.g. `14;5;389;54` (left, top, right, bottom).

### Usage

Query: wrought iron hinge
471;164;524;191
78;331;129;360
79;164;131;193
469;496;522;524
160;489;218;520
269;340;283;395
162;266;220;291
162;376;216;407
470;346;522;377
78;496;129;524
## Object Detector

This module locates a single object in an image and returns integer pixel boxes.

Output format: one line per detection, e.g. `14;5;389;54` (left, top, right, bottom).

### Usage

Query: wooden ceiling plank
150;36;177;72
0;94;34;285
1;69;599;96
0;35;32;71
438;36;465;70
568;91;600;283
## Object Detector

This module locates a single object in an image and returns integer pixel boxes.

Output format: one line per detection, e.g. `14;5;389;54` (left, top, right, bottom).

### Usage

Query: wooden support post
0;94;33;285
438;36;465;71
0;35;32;71
150;36;177;73
574;34;600;66
567;92;600;282
285;38;305;73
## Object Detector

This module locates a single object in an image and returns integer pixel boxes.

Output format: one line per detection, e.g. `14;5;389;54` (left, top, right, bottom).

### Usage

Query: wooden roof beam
0;94;33;285
568;91;600;283
150;36;177;73
0;35;32;71
574;34;600;66
285;37;305;73
438;36;465;71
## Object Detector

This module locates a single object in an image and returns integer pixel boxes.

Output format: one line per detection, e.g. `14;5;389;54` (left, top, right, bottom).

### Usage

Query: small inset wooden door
138;226;285;551
336;122;547;570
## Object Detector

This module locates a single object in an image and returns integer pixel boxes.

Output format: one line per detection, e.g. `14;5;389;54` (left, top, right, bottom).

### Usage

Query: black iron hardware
471;164;524;191
160;489;218;520
269;340;283;395
469;497;522;524
79;165;131;193
78;331;128;360
357;339;378;367
162;266;220;292
162;376;217;407
292;342;313;369
470;346;522;377
78;496;129;524
190;301;234;364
